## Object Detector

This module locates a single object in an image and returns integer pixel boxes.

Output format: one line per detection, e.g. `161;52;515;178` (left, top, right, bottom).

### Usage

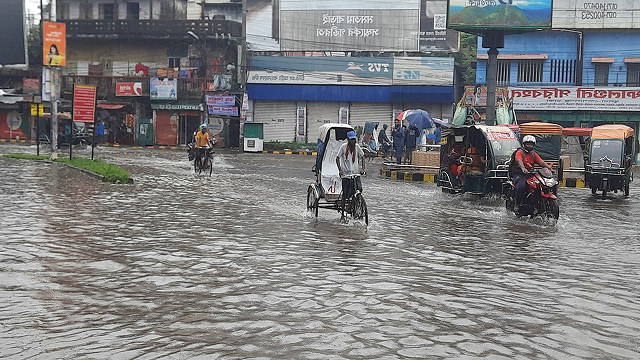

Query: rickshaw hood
591;124;634;139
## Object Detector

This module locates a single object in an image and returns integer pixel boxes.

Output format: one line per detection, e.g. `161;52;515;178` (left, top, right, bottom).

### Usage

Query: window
594;63;609;86
497;60;510;85
517;60;543;83
550;59;576;83
99;3;115;20
168;57;181;68
79;2;92;20
56;3;70;20
127;3;140;20
627;64;640;86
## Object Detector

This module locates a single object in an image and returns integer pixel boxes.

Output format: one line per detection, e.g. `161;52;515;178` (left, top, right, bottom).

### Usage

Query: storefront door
178;115;200;145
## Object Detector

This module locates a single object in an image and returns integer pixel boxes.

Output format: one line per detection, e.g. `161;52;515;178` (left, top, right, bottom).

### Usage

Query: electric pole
50;0;59;152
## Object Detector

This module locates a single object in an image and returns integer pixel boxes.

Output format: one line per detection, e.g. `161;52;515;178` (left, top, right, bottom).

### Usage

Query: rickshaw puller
511;135;552;207
194;124;211;163
336;131;365;216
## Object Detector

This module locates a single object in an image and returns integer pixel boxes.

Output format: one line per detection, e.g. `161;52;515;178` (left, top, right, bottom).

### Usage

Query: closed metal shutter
307;101;341;142
349;102;393;131
253;101;297;142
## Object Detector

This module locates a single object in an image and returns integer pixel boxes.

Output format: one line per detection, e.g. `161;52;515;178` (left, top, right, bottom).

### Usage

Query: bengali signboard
510;86;640;111
150;78;177;100
116;82;143;96
448;0;553;30
208;106;239;116
22;78;39;93
206;95;236;107
552;0;632;29
248;56;453;86
42;22;66;66
73;85;96;122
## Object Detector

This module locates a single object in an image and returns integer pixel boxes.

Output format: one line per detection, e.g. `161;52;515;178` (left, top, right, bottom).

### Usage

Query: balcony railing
64;19;242;39
62;75;206;100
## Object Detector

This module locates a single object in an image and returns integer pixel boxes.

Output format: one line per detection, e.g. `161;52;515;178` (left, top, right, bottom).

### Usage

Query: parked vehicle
585;124;635;198
437;125;520;196
503;167;560;219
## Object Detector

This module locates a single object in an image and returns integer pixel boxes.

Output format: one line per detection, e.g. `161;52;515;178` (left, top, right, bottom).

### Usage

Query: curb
258;150;317;156
4;157;133;184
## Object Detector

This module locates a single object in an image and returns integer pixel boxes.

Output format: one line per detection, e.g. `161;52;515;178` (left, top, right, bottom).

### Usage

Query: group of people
375;118;441;165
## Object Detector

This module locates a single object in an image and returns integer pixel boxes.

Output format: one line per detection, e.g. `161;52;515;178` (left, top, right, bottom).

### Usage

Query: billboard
73;85;97;123
150;78;177;100
0;0;27;67
248;56;454;86
552;0;631;29
510;86;640;111
447;0;552;30
420;0;459;52
43;22;66;66
116;82;143;96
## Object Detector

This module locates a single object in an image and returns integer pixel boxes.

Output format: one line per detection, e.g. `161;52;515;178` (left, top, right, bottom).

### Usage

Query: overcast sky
26;0;45;19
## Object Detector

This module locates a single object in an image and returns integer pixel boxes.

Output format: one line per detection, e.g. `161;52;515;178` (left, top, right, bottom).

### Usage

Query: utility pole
240;0;247;87
50;0;59;153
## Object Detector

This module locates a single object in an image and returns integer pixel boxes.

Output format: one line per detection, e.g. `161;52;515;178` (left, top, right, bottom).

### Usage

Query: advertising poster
150;78;177;100
73;84;97;123
116;82;143;96
42;21;66;66
463;85;508;106
297;107;306;136
22;78;39;93
206;95;236;107
208;106;239;116
420;0;459;52
448;0;552;30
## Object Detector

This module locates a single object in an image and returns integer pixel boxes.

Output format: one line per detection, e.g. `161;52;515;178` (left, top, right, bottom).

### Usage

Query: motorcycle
503;167;560;219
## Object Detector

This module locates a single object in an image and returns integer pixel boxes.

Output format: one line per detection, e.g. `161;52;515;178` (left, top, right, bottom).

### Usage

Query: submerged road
1;144;639;359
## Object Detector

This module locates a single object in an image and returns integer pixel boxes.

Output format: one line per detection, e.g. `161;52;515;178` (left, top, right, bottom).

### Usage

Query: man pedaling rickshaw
510;135;552;209
194;124;212;163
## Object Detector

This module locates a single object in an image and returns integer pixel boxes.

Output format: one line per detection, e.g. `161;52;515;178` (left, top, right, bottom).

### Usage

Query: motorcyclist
511;135;552;209
378;124;391;154
194;124;211;164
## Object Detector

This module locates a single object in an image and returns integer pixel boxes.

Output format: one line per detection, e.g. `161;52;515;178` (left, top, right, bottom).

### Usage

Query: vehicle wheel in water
353;193;368;225
194;158;199;173
601;180;608;199
307;187;319;218
545;198;560;219
624;182;630;197
208;157;213;176
591;185;597;195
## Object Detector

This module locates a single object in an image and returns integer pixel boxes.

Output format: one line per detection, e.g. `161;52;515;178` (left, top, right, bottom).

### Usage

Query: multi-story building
57;0;241;146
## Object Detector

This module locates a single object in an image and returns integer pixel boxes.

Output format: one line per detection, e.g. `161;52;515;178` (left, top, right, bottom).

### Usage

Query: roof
477;54;547;60
591;124;634;139
519;122;564;135
562;127;592;136
318;123;354;142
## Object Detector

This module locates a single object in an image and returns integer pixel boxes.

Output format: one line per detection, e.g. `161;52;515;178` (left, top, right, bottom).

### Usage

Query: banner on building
206;95;236;107
42;22;66;66
248;56;454;86
448;0;552;30
420;0;459;52
463;85;509;106
510;86;640;111
23;78;39;93
150;78;177;100
73;84;97;122
297;107;306;136
552;0;631;29
116;82;143;96
208;106;239;116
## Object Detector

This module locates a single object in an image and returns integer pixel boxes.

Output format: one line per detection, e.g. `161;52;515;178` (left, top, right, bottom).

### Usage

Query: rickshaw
307;124;369;225
585;124;635;198
437;125;521;195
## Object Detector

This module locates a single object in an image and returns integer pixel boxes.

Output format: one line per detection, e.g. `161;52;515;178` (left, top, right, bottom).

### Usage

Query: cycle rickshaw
307;124;369;225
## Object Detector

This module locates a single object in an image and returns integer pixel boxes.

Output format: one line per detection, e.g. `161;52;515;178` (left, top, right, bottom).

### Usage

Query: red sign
116;82;143;96
206;82;216;92
22;78;40;93
73;85;97;122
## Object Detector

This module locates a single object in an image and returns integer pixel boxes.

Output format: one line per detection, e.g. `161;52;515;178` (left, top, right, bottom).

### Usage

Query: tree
458;33;477;86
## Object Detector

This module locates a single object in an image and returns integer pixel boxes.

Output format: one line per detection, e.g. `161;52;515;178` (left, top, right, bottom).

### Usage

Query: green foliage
458;33;477;86
4;154;132;183
263;141;317;151
27;25;42;67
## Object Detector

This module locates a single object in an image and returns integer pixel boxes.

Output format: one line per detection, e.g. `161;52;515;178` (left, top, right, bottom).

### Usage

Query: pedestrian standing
405;125;419;164
391;118;405;164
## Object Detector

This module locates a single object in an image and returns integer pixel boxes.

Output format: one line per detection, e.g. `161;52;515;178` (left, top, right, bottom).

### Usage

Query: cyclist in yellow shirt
194;124;211;165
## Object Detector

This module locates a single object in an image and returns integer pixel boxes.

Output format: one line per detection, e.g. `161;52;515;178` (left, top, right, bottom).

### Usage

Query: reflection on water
0;146;639;358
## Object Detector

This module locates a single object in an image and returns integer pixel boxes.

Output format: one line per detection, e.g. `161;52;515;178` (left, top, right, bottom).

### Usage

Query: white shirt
337;142;364;176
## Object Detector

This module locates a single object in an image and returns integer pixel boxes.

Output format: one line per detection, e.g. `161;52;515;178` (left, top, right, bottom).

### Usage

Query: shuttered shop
307;102;340;142
253;101;297;142
349;103;393;130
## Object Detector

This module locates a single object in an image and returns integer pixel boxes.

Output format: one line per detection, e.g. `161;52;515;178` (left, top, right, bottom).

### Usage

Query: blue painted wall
581;32;640;86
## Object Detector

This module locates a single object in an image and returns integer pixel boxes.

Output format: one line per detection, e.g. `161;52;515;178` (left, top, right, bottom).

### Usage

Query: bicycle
339;174;368;225
194;148;213;176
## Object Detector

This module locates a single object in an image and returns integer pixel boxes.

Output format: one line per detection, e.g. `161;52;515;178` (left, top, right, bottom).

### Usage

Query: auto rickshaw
437;125;521;195
585;124;635;198
518;122;563;169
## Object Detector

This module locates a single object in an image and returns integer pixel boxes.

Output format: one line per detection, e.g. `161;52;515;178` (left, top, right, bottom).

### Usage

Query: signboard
208;106;239;116
150;103;202;111
420;0;459;52
30;104;44;116
23;78;39;93
0;0;28;67
242;93;249;111
249;56;454;86
510;86;640;111
552;0;631;29
150;78;177;100
463;85;508;106
297;107;306;136
42;22;66;66
116;82;143;96
448;0;552;30
206;95;236;107
339;107;349;124
73;85;97;122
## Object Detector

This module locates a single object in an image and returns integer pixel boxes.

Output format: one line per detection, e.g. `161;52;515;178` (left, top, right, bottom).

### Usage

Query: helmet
200;124;207;130
522;135;536;144
347;130;356;139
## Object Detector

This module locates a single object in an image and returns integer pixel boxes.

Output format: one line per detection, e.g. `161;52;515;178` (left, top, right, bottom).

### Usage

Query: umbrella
402;109;434;133
432;118;448;127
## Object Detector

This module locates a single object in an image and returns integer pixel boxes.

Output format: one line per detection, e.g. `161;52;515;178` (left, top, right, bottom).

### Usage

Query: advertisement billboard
447;0;552;30
552;0;630;29
73;85;97;123
248;56;454;86
510;86;640;111
116;82;143;96
150;78;177;100
206;95;236;107
208;106;239;116
0;0;27;67
420;0;459;52
43;22;66;66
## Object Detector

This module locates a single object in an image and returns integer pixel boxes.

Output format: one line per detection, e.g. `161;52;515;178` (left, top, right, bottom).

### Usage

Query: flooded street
1;145;639;359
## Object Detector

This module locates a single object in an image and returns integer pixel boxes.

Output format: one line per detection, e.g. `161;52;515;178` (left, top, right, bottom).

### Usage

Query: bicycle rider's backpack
508;148;522;178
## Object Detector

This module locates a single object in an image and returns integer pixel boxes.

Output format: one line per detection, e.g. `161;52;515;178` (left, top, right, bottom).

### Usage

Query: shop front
151;102;203;146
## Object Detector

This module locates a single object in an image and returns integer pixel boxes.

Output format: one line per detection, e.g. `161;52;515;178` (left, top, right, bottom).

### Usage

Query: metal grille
497;60;510;85
594;63;609;86
517;61;543;83
549;59;576;83
627;64;640;86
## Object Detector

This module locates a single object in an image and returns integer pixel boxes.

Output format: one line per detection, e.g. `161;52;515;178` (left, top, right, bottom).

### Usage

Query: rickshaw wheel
601;180;608;200
624;182;630;197
306;186;319;217
591;186;597;195
353;193;368;225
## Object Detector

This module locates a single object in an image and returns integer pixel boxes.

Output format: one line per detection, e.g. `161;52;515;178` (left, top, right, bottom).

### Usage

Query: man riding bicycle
194;124;211;164
336;130;365;217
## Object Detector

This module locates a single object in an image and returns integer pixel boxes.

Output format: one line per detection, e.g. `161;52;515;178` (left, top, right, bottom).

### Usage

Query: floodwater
1;144;639;359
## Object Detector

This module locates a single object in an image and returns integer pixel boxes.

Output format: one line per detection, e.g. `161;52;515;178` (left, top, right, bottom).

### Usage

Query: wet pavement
1;144;639;359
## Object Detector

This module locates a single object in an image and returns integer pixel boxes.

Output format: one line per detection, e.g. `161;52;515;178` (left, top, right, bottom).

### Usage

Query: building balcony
62;75;207;100
64;19;241;40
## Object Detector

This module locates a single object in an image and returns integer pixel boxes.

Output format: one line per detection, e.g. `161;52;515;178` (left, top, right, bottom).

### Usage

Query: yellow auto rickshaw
586;124;635;198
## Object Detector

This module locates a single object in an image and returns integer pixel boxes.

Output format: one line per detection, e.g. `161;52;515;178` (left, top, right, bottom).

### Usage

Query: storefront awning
624;58;640;64
97;104;126;110
477;54;548;60
591;57;614;63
